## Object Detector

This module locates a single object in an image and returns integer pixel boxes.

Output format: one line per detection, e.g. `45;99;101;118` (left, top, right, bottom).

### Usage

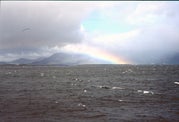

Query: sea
0;65;179;122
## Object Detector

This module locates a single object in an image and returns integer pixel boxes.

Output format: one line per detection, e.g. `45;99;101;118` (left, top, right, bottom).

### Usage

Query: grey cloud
0;2;92;49
0;1;108;61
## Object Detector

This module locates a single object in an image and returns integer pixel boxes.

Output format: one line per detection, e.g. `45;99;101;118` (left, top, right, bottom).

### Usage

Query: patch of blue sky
82;10;134;34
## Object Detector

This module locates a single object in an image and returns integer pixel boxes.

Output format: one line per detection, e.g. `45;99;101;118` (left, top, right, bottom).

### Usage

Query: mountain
31;52;111;65
0;61;7;65
8;57;45;65
0;52;109;66
10;58;35;64
31;53;93;65
1;52;179;65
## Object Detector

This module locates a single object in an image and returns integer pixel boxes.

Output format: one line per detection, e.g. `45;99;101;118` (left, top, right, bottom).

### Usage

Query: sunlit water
0;65;179;122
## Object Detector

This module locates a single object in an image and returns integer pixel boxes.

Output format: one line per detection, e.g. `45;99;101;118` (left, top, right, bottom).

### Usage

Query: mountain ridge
0;52;179;65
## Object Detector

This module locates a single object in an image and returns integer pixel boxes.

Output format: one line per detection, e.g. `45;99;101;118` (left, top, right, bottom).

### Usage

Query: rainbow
63;44;130;64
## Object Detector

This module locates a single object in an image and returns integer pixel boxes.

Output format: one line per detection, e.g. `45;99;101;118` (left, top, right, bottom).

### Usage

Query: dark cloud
0;1;105;61
0;2;89;50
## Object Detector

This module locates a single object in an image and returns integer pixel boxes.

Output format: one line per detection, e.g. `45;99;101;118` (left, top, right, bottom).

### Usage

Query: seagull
22;28;31;32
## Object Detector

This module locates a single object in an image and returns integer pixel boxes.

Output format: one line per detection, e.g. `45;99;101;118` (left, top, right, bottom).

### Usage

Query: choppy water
0;65;179;122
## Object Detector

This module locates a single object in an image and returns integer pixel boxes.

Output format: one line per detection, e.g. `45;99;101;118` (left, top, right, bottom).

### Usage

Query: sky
0;1;179;64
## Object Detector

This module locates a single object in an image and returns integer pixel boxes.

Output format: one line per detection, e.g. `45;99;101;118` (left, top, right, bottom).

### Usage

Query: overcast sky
0;1;179;63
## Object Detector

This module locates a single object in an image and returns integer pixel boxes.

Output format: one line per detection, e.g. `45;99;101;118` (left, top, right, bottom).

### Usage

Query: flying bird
22;28;31;32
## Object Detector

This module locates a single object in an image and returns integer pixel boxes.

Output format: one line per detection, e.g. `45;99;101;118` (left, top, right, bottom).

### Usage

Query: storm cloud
0;2;88;49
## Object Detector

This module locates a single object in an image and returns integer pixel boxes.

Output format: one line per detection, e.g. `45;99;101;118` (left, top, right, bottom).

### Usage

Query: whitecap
71;83;77;86
112;87;124;90
137;90;143;93
137;90;154;94
118;99;123;102
40;73;44;77
143;91;150;94
143;90;154;94
78;103;86;107
122;71;126;74
6;72;12;75
174;82;179;85
98;85;110;89
128;69;133;72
